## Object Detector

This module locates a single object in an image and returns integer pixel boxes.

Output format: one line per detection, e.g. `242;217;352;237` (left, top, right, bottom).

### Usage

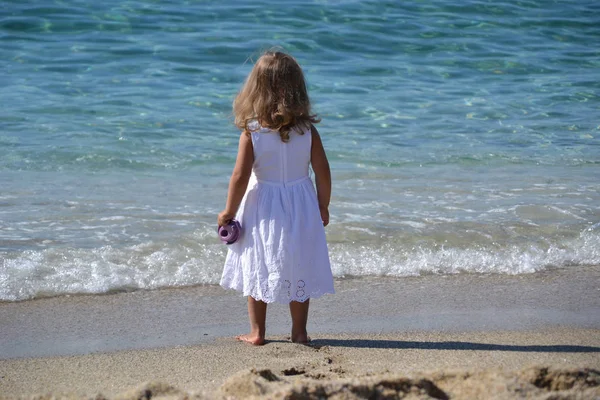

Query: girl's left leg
237;296;267;345
289;299;310;344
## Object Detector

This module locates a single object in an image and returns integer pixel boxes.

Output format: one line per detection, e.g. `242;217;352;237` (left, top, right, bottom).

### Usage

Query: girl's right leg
237;296;267;345
289;299;310;343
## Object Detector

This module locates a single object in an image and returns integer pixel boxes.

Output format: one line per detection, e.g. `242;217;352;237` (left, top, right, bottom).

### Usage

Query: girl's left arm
218;132;253;226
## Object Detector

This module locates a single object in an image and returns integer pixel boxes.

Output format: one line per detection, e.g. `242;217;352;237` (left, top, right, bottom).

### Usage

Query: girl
218;51;334;345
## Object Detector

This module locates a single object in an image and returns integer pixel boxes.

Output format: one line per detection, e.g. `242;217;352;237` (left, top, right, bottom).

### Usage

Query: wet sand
0;266;599;398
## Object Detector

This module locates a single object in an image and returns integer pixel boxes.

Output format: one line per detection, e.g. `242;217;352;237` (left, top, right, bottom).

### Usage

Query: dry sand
0;329;599;398
1;266;599;398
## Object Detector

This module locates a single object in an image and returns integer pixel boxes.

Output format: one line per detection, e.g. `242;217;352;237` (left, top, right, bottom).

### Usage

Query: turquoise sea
1;0;599;301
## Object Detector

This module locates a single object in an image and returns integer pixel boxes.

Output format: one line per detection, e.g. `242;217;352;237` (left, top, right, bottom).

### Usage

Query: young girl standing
218;51;334;345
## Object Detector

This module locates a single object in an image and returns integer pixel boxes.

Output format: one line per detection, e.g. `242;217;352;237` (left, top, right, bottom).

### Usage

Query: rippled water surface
1;0;599;301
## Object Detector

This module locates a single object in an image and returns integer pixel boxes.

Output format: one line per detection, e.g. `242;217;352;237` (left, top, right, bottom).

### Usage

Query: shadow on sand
307;339;600;353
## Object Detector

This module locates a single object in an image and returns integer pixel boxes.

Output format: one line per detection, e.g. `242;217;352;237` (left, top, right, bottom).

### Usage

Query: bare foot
291;333;311;344
236;334;265;346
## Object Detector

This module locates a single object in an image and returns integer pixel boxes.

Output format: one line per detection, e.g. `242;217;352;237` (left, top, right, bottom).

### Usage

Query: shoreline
2;263;598;306
1;265;599;359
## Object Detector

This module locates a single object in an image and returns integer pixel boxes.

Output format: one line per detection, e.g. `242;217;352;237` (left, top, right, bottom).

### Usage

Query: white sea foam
0;239;224;302
330;229;600;278
1;228;598;302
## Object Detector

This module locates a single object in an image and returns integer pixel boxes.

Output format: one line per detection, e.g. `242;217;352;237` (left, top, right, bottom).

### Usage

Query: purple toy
218;219;241;245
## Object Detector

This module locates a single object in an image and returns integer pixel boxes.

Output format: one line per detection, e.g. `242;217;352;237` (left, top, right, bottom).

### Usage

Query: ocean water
1;0;599;302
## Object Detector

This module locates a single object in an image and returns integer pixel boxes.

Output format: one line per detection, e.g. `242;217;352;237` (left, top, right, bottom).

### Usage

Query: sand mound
9;366;598;400
217;366;599;399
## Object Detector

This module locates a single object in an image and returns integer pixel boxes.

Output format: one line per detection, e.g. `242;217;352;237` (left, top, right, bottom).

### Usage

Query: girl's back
250;123;311;185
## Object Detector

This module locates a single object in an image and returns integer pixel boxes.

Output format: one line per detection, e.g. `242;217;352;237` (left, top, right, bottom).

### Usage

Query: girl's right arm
218;132;254;227
310;124;331;227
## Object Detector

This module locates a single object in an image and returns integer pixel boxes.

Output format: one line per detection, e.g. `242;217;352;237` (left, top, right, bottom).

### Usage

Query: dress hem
219;283;335;305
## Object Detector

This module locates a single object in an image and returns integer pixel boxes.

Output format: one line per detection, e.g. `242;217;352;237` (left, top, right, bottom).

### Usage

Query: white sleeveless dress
220;123;335;304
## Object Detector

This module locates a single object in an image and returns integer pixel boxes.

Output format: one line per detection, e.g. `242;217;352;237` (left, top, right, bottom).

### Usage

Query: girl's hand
320;206;329;227
218;210;235;227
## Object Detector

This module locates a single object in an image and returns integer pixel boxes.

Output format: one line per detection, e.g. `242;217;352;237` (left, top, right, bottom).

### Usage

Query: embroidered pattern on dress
284;280;291;298
296;279;306;298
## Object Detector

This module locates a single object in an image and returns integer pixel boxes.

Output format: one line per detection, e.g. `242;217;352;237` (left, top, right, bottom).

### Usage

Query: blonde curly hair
233;51;319;142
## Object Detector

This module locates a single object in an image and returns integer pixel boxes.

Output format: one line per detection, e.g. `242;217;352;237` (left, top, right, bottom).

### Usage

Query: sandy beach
1;266;599;398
